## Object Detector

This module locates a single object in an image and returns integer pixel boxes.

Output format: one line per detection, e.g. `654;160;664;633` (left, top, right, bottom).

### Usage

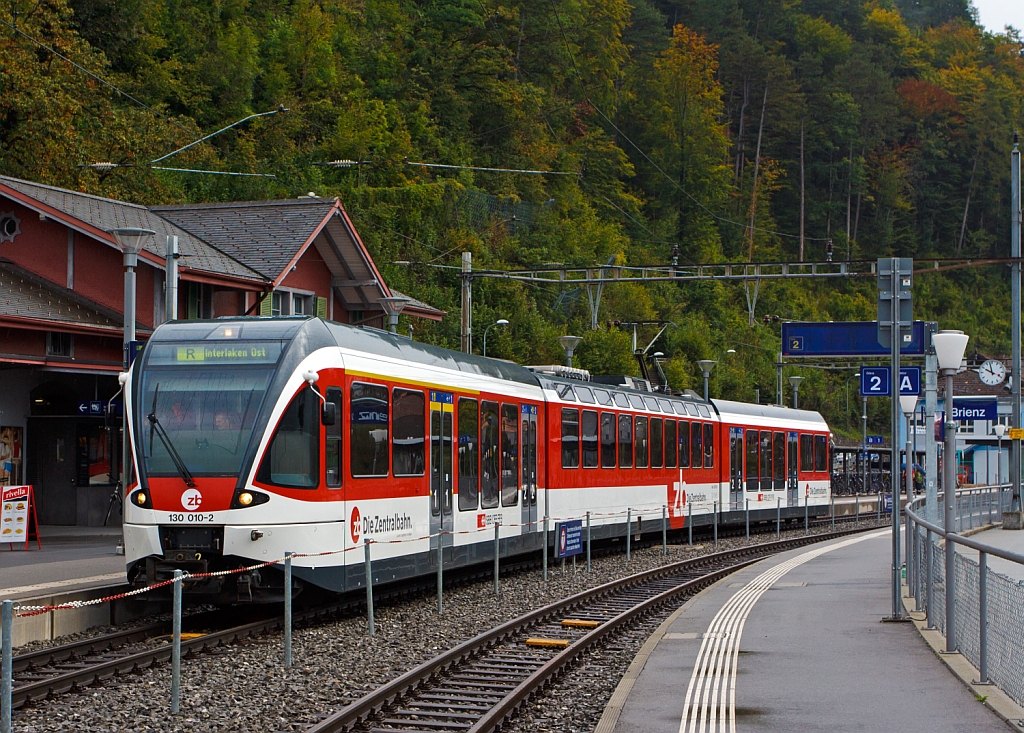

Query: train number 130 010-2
167;513;215;523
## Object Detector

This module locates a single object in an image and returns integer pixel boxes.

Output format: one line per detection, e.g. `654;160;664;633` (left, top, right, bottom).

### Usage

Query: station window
678;421;690;467
46;332;73;358
561;408;580;469
581;410;599;468
458;398;479;511
800;433;814;472
618;415;633;468
481;401;500;508
665;420;677;469
350;383;388;477
325;387;342;488
393;389;425;476
650;418;663;468
704;423;714;468
635;417;649;468
501;404;519;506
257;387;320;488
815;435;828;472
691;422;703;469
600;413;616;468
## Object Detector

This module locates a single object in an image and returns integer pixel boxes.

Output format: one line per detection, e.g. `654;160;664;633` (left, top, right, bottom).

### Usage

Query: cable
0;16;193;135
406;160;578;176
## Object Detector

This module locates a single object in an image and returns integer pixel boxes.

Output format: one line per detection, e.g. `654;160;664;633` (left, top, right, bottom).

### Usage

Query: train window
759;430;771;488
501;404;519;506
581;410;599;468
575;387;596;404
556;384;576;401
635;417;649;468
698;405;712;418
618;415;633;468
685;403;700;417
815;435;828;472
393;389;425;476
658;398;674;413
665;420;677;468
678;420;690;467
458;398;479;511
257;387;320;488
594;389;612;406
600;413;616;468
350;383;388;478
481;402;501;508
673;402;688;416
745;429;758;489
800;433;814;472
613;393;630;408
628;394;646;410
325;387;342;488
773;433;785;482
561;408;580;469
704;423;714;467
644;397;661;412
650;418;663;468
691;422;703;468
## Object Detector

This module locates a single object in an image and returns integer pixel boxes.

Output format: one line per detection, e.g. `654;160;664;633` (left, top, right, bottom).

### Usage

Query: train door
787;431;799;506
429;391;454;561
521;405;538;533
729;428;743;506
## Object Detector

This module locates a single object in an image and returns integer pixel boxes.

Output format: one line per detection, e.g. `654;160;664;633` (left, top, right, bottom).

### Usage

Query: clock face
978;360;1006;386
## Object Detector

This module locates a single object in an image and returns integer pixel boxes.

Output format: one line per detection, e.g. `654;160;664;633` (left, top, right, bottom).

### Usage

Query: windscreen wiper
147;385;196;489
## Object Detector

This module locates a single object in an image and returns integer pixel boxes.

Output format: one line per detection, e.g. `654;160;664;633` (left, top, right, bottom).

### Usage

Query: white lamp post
558;336;582;368
900;395;918;498
109;228;154;493
697;360;717;402
483;319;508;357
994;423;1007;486
933;328;969;654
788;375;804;409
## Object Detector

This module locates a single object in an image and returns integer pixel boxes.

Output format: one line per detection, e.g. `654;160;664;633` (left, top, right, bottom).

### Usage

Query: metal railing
905;485;1024;706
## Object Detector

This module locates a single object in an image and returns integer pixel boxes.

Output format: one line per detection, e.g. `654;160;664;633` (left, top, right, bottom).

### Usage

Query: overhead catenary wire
405;160;579;176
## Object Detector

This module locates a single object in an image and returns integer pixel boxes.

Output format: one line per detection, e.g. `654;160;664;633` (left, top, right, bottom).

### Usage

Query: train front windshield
139;340;283;478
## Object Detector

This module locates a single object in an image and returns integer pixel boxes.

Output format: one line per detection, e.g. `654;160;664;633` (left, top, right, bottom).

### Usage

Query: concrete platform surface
604;529;1011;733
1;525;126;600
954;524;1024;583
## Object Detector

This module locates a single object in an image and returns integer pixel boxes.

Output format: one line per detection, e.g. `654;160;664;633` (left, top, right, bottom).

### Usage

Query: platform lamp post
788;375;804;409
558;336;582;368
110;227;155;490
995;424;1007;487
900;395;918;498
483;319;509;357
378;296;410;334
697;360;717;402
934;329;970;653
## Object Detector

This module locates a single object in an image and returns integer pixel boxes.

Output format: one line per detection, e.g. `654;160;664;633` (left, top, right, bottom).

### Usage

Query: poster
1;484;30;541
0;426;23;485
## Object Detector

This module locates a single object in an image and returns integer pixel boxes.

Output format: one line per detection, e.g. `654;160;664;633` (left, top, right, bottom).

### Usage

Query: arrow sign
77;401;90;414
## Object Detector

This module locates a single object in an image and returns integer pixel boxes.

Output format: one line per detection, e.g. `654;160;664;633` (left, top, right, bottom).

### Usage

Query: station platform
598;528;1015;733
0;525;126;601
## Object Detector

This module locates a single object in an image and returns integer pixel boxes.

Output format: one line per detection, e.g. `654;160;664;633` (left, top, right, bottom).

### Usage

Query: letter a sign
898;366;921;396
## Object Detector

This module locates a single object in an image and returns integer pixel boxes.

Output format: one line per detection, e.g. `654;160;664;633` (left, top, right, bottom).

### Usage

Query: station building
0;175;442;525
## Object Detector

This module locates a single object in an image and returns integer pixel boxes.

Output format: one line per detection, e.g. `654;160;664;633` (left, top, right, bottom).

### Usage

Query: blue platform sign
860;366;921;397
950;400;998;421
883;494;893;513
555;519;583;559
782;321;927;357
866;435;885;446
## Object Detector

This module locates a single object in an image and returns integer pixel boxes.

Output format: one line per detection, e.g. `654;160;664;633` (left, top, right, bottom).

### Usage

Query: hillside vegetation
2;0;1023;437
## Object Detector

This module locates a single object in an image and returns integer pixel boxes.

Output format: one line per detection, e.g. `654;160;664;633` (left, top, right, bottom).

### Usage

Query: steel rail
11;621;168;675
306;526;874;733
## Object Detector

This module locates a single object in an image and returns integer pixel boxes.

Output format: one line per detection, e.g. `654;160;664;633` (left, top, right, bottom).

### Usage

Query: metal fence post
713;502;718;548
586;511;591;572
172;569;182;714
745;498;750;540
855;493;860;526
662;505;667;555
831;493;835;531
437;534;443;614
776;498;781;539
688;502;692;546
804;495;809;533
978;550;989;684
364;539;375;637
494;521;501;595
284;552;293;668
925;529;936;630
626;508;632;561
543;515;549;581
2;599;13;733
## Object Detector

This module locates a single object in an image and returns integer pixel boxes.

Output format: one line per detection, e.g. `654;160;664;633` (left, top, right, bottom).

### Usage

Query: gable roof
0;176;266;283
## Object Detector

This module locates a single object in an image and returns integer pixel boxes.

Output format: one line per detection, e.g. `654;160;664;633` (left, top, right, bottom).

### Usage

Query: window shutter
316;296;327;319
259;292;273;316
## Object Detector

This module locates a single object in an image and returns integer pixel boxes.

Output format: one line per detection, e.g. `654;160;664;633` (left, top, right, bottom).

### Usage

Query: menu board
2;484;38;548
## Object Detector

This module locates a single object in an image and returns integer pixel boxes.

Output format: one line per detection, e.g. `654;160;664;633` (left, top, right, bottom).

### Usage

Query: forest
1;0;1022;439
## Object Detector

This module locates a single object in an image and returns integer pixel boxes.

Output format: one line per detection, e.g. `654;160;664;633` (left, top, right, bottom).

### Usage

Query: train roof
711;398;828;427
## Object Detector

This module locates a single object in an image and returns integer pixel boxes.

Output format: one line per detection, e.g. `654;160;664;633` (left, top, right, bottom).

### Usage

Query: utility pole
461;252;472;354
1009;133;1022;525
165;235;178;322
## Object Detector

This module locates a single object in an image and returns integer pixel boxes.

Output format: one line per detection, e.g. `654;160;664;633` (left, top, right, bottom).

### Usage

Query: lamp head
726;349;736;354
933;329;969;372
994;424;1007;438
788;375;804;388
109;227;155;267
496;319;509;326
899;395;918;415
697;359;717;373
652;352;664;358
377;296;411;318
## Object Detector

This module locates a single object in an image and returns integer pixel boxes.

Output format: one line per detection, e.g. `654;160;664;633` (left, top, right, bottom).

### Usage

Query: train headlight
238;492;254;506
131;490;151;508
230;488;270;509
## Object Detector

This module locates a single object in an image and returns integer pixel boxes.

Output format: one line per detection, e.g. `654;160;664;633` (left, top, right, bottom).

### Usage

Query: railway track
305;526;874;733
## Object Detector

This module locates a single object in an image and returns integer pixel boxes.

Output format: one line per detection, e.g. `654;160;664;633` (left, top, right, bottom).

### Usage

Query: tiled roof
0;260;127;332
0;176;265;282
152;198;336;280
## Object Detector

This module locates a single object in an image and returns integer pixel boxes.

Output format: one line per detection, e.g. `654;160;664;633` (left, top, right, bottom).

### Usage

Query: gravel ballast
12;520;886;732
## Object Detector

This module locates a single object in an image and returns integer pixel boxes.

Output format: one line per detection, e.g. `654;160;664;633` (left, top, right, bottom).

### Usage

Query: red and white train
122;317;832;602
